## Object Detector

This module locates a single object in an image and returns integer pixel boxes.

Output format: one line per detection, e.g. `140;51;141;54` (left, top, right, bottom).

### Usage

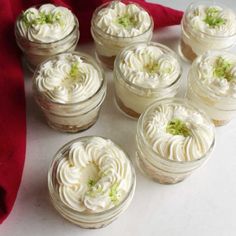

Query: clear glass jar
91;1;153;69
33;52;106;133
179;1;236;62
48;136;136;229
136;98;215;184
15;5;79;72
186;53;236;126
114;42;182;119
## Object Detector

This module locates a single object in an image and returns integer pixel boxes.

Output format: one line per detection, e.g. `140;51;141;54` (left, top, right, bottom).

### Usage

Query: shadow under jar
91;0;153;69
114;42;182;119
15;4;79;72
186;50;236;126
33;52;106;133
48;136;136;229
179;1;236;62
136;98;215;184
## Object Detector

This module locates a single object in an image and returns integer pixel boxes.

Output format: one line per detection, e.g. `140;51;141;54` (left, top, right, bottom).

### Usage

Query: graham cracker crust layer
180;40;197;62
97;54;116;70
212;119;230;127
115;95;141;119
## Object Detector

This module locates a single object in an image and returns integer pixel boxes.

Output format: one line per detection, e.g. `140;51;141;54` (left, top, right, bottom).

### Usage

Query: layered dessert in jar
33;52;106;132
114;42;182;118
136;98;215;184
91;1;153;69
179;1;236;62
48;136;136;229
15;4;79;71
187;51;236;126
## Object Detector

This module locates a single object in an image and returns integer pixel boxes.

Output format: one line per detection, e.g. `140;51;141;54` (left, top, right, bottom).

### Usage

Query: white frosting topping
17;4;76;43
186;5;236;36
194;51;236;98
143;103;214;161
118;44;181;88
56;137;133;213
94;1;152;37
35;53;102;103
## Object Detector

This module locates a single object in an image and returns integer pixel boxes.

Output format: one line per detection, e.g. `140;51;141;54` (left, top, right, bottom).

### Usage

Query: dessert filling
56;137;133;213
143;103;214;161
35;53;102;103
17;4;76;43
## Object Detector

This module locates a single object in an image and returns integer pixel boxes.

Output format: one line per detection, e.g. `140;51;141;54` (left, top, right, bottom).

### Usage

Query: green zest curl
109;182;119;204
69;62;79;78
87;179;96;188
213;57;233;81
144;63;172;75
204;7;226;28
117;14;137;28
166;119;190;137
21;11;63;27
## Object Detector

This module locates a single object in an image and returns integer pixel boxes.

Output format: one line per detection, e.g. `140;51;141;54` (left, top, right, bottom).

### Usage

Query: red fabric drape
0;0;183;224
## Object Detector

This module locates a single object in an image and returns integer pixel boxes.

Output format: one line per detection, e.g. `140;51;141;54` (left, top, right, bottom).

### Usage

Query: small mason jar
186;51;236;126
15;4;79;71
179;1;236;62
136;98;215;184
48;136;136;229
33;52;106;133
114;42;182;119
91;1;153;69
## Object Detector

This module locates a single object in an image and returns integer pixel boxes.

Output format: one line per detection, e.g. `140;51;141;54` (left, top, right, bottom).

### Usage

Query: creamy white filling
56;137;132;213
183;5;236;55
17;4;76;43
35;53;102;103
94;1;151;37
119;44;181;89
143;103;214;161
194;51;236;98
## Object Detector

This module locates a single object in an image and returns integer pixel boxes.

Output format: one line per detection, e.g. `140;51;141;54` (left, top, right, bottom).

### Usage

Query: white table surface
2;1;236;235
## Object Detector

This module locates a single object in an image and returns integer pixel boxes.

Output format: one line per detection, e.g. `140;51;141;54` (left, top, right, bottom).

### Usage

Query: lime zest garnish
87;185;103;197
69;62;79;78
87;179;96;188
144;63;172;75
204;7;226;28
166;119;190;137
109;182;119;204
213;57;233;82
116;14;137;28
21;11;63;27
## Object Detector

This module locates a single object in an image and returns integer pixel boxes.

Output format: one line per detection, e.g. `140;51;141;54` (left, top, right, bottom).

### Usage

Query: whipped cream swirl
186;5;236;36
35;53;102;103
94;1;152;37
194;51;236;98
17;4;76;43
118;44;181;88
56;137;133;213
143;103;214;161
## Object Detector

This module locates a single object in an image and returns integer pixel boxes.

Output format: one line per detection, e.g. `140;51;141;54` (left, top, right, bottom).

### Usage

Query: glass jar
114;42;182;119
179;1;236;62
15;5;79;71
48;136;136;229
91;1;153;69
186;51;236;126
33;52;106;133
136;98;215;184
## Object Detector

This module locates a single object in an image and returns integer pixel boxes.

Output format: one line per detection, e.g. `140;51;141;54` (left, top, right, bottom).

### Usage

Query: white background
2;1;236;235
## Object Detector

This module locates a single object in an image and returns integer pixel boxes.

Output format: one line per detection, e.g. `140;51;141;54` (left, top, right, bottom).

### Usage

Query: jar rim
183;1;236;38
48;135;136;218
91;0;154;39
114;41;182;91
15;4;79;45
32;51;106;106
137;97;215;165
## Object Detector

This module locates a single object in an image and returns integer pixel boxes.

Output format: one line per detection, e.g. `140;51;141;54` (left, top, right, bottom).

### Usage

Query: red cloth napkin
0;0;183;224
